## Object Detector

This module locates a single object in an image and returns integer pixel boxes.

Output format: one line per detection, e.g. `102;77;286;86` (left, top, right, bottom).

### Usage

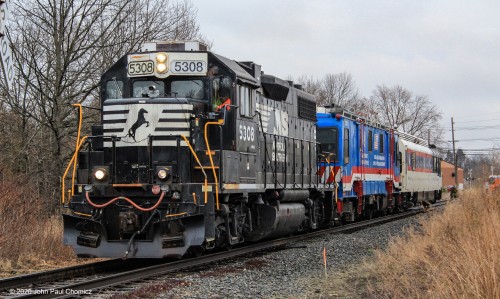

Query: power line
455;118;500;123
460;149;498;151
441;118;500;127
453;112;500;119
452;138;500;142
454;124;500;131
442;122;500;129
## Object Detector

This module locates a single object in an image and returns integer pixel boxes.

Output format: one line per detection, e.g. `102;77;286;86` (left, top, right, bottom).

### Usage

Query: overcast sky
196;0;500;154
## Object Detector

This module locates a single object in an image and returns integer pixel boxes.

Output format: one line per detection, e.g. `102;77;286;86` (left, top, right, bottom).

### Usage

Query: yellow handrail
165;212;188;218
71;104;83;196
204;119;224;210
72;210;92;218
61;136;88;204
180;134;208;205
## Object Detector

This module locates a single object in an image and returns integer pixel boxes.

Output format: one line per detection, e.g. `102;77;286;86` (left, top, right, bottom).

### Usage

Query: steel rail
0;259;163;291
3;201;446;299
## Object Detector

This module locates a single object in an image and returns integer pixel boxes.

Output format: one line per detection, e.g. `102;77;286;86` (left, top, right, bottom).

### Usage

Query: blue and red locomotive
316;107;442;222
62;41;441;258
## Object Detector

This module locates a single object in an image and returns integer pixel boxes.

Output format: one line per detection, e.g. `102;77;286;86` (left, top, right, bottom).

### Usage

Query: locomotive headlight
156;63;167;73
156;53;167;63
157;167;170;180
155;53;168;73
94;168;107;181
158;169;168;179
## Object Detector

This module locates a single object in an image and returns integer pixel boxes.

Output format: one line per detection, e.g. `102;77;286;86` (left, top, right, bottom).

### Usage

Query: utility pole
468;169;472;189
451;117;458;186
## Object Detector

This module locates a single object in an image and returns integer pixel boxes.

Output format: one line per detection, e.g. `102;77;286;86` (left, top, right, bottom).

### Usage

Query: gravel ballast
136;213;431;299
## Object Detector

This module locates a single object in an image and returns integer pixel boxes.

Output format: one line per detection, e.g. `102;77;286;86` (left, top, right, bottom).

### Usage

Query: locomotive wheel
215;223;233;251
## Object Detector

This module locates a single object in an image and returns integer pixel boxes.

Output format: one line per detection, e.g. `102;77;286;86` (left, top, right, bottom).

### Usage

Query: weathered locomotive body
63;41;331;258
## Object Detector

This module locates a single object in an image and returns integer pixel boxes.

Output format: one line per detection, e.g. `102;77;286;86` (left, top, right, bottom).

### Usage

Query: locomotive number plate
170;60;207;74
128;61;154;76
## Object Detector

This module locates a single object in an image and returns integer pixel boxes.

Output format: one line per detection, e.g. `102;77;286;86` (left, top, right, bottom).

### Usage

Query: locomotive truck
62;41;441;258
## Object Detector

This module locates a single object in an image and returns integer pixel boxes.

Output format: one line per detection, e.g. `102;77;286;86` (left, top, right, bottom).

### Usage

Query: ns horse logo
127;108;150;142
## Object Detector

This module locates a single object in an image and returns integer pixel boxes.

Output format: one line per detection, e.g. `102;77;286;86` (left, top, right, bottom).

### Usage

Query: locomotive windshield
103;77;208;101
317;127;338;160
106;80;124;99
132;78;207;99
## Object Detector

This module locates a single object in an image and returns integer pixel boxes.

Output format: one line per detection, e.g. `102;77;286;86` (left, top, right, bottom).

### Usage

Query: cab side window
238;85;253;117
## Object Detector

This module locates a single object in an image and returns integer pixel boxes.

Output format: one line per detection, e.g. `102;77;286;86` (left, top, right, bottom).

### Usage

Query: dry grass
0;177;78;277
364;189;500;299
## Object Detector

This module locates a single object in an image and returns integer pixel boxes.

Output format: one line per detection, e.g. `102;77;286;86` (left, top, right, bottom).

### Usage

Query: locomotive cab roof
138;40;259;86
140;40;209;52
100;40;311;105
317;105;432;148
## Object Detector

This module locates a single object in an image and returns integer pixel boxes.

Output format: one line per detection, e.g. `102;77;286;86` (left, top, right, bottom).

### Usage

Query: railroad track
0;201;446;298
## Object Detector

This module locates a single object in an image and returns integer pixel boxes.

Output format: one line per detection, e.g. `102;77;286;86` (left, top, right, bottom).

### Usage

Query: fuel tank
246;203;306;241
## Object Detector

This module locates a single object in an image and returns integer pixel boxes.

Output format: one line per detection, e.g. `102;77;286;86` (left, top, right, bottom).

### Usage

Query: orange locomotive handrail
204;119;224;210
71;103;83;197
181;134;208;205
61;103;85;205
61;136;88;204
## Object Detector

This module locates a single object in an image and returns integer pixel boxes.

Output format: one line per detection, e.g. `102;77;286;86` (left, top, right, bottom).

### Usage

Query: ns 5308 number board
127;52;208;79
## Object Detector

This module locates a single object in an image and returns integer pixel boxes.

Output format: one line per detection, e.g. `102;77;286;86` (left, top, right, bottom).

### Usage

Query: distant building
441;160;464;189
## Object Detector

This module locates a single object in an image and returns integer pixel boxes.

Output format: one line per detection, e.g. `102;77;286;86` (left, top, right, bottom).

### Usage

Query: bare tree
370;84;442;140
296;75;323;102
296;72;360;109
320;72;359;107
0;0;204;199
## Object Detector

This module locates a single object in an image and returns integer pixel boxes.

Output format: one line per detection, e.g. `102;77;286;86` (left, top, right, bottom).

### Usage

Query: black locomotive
63;41;335;258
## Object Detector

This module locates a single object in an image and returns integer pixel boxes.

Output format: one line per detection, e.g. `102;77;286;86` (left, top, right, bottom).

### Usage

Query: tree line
296;72;500;184
295;72;443;143
0;0;204;207
0;0;490;207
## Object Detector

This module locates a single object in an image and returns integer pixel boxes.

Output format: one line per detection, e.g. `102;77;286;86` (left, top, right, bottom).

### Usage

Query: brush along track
0;202;445;298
